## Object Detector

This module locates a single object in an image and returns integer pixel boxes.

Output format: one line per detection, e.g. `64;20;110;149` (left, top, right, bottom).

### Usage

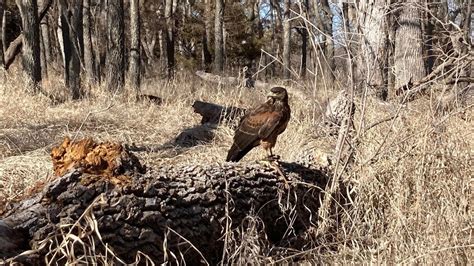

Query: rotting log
0;162;328;264
192;100;246;125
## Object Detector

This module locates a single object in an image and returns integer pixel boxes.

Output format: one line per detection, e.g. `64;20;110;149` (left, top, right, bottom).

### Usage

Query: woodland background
0;0;472;264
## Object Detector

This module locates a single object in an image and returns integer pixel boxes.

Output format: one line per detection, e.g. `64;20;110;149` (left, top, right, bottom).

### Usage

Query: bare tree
214;0;224;73
282;0;291;79
164;0;175;78
94;0;107;82
1;7;5;65
201;0;212;71
83;0;97;85
129;0;140;90
38;0;50;77
394;0;426;93
39;20;47;77
58;0;83;99
0;0;4;67
105;0;125;92
40;13;51;76
268;0;282;78
357;0;389;99
314;0;334;86
16;0;42;88
297;0;309;78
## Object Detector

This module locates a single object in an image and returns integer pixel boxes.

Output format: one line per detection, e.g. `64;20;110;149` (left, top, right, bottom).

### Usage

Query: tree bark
358;0;389;99
314;0;334;86
393;0;426;95
39;13;51;77
214;0;224;73
282;0;291;79
4;0;51;70
164;0;175;78
143;25;156;66
201;0;212;71
105;0;125;92
129;0;140;91
94;1;107;83
1;8;5;64
0;0;4;67
0;163;327;264
39;19;47;77
298;28;307;78
83;0;97;85
16;0;42;89
58;0;83;99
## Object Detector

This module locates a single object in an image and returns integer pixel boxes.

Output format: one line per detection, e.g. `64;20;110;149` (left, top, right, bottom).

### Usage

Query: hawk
226;87;291;162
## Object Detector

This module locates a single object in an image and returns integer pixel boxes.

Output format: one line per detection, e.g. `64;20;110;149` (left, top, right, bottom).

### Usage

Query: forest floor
0;71;472;264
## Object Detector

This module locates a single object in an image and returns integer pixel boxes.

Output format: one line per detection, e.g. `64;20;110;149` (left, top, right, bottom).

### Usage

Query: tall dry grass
0;70;472;264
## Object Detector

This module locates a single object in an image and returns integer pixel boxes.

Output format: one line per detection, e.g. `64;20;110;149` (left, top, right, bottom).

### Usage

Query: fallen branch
192;100;246;125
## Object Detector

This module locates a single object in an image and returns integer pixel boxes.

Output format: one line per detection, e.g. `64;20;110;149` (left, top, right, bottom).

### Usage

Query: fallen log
0;138;328;264
192;100;246;125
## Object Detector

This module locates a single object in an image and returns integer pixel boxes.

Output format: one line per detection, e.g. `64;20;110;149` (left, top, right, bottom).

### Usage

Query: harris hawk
226;87;291;162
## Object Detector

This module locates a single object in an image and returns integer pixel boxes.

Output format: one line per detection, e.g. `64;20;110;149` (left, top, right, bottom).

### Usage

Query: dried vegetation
0;71;472;264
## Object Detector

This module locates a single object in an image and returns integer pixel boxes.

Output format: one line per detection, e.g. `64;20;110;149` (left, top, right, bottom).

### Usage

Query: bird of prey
226;87;291;162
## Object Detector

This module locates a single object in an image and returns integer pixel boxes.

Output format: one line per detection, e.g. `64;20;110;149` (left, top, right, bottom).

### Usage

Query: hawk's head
267;87;288;102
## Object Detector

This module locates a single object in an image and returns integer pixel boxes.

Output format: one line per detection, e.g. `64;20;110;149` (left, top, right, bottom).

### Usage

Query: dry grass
0;70;472;264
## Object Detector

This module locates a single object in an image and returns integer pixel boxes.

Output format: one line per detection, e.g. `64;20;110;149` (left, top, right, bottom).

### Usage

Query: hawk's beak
267;91;278;98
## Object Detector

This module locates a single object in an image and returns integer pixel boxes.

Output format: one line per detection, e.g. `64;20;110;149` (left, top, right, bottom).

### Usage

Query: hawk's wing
226;105;283;162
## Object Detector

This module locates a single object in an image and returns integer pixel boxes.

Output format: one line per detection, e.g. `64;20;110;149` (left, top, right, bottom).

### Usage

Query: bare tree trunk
158;28;166;71
105;0;125;92
93;1;107;83
58;0;83;99
16;0;42;89
214;0;224;73
83;0;97;85
4;0;51;71
358;0;388;99
282;0;291;79
393;0;426;94
460;0;471;79
38;0;49;77
164;0;175;78
1;8;5;64
142;24;156;66
40;15;51;71
39;20;47;77
298;28;307;78
201;0;212;71
129;0;140;91
314;0;334;86
268;1;281;78
0;0;4;67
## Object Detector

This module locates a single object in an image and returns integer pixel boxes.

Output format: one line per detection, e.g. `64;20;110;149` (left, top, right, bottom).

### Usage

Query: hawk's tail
226;143;253;162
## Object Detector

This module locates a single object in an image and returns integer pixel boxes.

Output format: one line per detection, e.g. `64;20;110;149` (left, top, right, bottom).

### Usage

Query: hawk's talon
257;159;290;189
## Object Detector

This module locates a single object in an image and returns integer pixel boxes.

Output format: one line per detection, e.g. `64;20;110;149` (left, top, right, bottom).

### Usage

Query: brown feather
226;88;291;162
